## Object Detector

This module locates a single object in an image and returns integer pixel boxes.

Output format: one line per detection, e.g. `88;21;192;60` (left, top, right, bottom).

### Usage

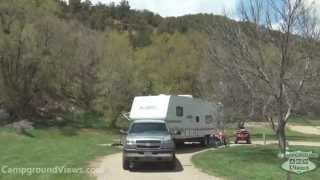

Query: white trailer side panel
166;96;218;140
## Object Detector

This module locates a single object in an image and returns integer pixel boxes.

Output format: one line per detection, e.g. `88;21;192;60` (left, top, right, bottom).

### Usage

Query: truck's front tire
122;157;130;170
168;153;176;169
168;160;175;170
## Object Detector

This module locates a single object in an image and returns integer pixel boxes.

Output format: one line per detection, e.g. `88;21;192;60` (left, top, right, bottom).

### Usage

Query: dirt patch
288;125;320;135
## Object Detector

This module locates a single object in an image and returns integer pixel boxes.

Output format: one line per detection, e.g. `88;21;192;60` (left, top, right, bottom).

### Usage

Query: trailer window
176;106;183;117
196;116;200;123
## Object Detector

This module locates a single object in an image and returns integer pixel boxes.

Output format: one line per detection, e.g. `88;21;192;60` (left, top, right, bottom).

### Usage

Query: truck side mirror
173;130;181;135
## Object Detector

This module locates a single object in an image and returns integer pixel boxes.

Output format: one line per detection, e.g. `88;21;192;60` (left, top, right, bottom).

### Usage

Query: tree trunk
277;122;287;155
110;117;117;129
109;111;119;129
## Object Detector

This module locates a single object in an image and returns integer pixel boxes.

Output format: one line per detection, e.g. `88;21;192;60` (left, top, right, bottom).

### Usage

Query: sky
68;0;320;19
87;0;238;17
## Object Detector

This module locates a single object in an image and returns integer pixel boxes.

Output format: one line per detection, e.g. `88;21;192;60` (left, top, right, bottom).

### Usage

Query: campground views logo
281;151;318;174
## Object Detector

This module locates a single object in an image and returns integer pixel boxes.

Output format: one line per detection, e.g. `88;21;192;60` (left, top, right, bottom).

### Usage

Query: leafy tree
134;32;204;95
94;31;142;128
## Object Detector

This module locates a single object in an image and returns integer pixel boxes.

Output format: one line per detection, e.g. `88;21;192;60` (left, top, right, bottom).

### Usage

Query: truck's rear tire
174;140;184;146
122;158;130;170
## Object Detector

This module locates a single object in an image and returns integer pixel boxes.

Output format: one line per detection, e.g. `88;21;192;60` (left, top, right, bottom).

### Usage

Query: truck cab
122;120;176;170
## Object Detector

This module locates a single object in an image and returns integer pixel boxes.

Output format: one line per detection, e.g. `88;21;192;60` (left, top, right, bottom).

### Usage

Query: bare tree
206;0;320;154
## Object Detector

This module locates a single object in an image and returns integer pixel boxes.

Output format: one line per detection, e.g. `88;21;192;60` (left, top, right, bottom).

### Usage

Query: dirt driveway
92;145;221;180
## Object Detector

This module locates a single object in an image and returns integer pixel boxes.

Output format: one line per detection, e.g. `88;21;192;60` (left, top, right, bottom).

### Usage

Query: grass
192;145;320;180
0;127;120;180
37;112;110;129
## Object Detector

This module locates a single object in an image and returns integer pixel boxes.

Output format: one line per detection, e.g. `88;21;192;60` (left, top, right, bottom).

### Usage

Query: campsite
0;0;320;180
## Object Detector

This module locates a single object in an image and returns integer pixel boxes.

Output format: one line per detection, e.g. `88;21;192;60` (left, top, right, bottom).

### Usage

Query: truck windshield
129;123;168;134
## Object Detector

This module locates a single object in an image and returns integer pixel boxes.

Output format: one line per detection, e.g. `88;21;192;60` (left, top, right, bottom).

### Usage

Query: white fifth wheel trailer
128;94;224;145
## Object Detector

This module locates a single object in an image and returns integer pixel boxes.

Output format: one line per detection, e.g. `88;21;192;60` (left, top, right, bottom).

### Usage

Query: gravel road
92;145;221;180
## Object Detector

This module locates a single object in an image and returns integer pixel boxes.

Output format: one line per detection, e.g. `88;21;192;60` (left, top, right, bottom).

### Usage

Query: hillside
0;0;319;128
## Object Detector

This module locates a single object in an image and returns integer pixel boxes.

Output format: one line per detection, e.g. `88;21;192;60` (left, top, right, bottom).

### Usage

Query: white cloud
304;0;320;16
304;0;320;8
87;0;238;17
